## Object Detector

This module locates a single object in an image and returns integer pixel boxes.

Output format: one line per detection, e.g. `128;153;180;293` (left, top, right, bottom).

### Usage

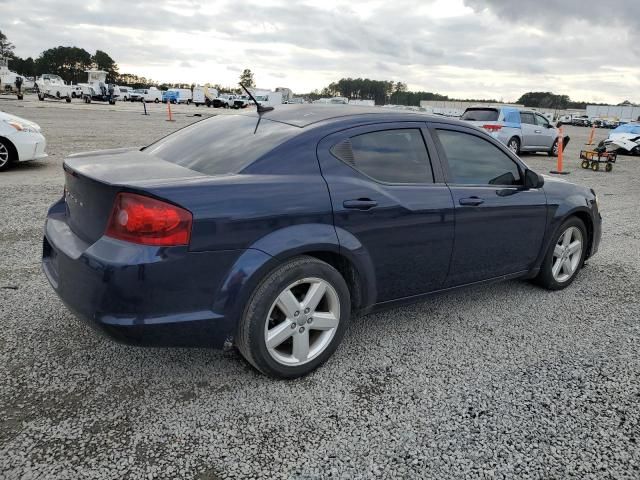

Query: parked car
571;116;592;127
212;93;235;108
118;86;134;101
140;87;163;103
193;86;219;107
162;88;192;104
233;94;250;109
0;110;47;171
42;106;601;378
461;107;561;155
129;89;144;102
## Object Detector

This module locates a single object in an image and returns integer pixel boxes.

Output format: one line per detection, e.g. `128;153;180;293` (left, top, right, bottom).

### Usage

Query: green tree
91;50;119;82
0;30;15;57
35;46;92;83
239;68;255;87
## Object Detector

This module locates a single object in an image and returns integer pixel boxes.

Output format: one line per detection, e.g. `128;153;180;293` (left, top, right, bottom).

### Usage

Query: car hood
0;111;41;131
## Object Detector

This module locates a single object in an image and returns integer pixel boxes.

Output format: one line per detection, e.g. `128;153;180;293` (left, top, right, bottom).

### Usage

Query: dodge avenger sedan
42;105;601;378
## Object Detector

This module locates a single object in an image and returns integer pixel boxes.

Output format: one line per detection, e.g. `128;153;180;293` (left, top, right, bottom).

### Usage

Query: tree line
3;30;633;106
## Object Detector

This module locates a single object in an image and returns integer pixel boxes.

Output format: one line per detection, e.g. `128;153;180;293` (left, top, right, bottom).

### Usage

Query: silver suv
461;107;559;156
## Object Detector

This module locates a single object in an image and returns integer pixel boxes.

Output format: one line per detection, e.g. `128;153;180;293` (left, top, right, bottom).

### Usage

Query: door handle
534;130;542;133
459;197;484;206
343;199;378;210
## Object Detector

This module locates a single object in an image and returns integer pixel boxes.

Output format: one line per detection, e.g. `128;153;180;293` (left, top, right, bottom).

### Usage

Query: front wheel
534;217;587;290
0;139;14;171
548;139;559;157
237;256;351;379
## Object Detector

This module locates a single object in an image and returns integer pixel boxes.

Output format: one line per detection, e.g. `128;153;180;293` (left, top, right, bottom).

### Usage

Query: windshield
145;115;299;175
461;108;499;121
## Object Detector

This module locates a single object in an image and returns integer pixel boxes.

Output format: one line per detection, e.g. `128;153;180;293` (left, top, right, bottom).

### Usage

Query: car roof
235;104;457;128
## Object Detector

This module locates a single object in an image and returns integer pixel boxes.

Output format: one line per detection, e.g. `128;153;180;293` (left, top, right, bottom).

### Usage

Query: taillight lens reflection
105;192;192;246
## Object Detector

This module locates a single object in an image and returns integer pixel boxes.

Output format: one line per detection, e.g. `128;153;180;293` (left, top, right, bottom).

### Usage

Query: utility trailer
80;70;118;104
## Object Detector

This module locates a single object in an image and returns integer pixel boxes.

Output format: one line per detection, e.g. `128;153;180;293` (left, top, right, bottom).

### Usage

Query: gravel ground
1;96;639;479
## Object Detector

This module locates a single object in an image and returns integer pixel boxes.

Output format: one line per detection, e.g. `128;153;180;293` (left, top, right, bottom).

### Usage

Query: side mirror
524;169;544;189
546;123;554;128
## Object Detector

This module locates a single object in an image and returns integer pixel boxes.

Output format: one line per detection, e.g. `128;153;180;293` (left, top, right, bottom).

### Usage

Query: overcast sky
2;0;638;102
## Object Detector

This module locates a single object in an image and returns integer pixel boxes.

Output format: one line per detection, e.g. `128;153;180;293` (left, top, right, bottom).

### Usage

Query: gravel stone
0;97;639;479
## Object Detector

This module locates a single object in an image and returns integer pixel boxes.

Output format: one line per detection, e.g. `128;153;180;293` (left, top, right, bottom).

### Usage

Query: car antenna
239;83;274;114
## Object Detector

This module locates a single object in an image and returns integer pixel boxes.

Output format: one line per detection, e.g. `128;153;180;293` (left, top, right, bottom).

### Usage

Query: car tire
154;99;160;103
0;138;15;171
534;217;587;291
548;139;558;157
507;137;520;155
237;256;351;379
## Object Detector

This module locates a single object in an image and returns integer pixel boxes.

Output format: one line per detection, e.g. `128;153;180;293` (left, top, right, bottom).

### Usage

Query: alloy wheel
508;139;519;154
552;226;583;283
0;143;9;168
264;277;340;366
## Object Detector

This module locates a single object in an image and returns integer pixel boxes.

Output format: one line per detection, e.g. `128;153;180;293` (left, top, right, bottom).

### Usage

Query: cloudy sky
2;0;639;102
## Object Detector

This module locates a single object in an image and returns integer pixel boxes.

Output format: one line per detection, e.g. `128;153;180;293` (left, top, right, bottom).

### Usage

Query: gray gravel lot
1;96;639;479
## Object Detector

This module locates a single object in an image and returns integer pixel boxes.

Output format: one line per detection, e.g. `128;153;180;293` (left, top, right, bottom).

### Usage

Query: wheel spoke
310;312;339;331
562;229;572;247
563;257;573;275
292;329;310;362
302;281;327;313
568;240;581;255
554;244;564;258
552;258;563;278
276;289;300;319
266;320;294;349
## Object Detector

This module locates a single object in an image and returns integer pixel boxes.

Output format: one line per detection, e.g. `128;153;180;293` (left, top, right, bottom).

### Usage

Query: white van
192;86;219;107
142;87;163;103
167;88;192;104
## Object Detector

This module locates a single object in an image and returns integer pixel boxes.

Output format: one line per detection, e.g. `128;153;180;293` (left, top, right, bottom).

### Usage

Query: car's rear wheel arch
303;250;362;313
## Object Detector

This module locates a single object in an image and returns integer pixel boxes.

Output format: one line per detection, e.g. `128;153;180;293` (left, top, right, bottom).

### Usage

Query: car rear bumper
42;201;241;348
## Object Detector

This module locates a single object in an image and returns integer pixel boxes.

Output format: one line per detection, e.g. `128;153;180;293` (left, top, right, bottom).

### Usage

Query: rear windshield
461;108;499;122
145;115;298;175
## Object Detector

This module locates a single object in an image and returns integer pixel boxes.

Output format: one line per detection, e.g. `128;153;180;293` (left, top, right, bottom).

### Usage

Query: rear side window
461;109;499;121
436;129;522;186
520;112;536;125
145;115;298;175
331;129;433;184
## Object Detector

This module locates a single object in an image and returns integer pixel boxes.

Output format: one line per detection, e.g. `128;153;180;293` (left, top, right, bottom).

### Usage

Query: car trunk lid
63;148;205;244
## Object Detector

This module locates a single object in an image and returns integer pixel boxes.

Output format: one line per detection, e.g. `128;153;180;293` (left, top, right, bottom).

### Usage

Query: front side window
436;129;522;186
535;114;550;127
331;129;433;184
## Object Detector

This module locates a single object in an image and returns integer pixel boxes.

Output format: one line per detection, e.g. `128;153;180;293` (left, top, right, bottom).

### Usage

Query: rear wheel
591;162;599;171
534;217;587;290
581;160;590;169
605;162;613;172
154;99;160;103
0;139;14;171
237;256;351;379
507;137;520;155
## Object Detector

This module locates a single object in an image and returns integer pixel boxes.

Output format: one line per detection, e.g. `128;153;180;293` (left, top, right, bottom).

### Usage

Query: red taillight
482;124;503;132
105;193;192;246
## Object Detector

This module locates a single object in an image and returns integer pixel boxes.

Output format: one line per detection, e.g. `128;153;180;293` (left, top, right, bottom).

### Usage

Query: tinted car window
520;112;536;125
145;115;298;175
331;129;433;184
436;129;522;186
461;109;499;121
535;114;550;127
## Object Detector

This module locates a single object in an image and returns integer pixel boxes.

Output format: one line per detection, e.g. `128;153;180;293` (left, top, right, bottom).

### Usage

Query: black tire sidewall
537;217;587;290
508;137;520;154
239;257;351;378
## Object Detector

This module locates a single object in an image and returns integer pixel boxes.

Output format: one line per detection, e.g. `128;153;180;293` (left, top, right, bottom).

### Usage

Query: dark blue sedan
43;105;601;378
